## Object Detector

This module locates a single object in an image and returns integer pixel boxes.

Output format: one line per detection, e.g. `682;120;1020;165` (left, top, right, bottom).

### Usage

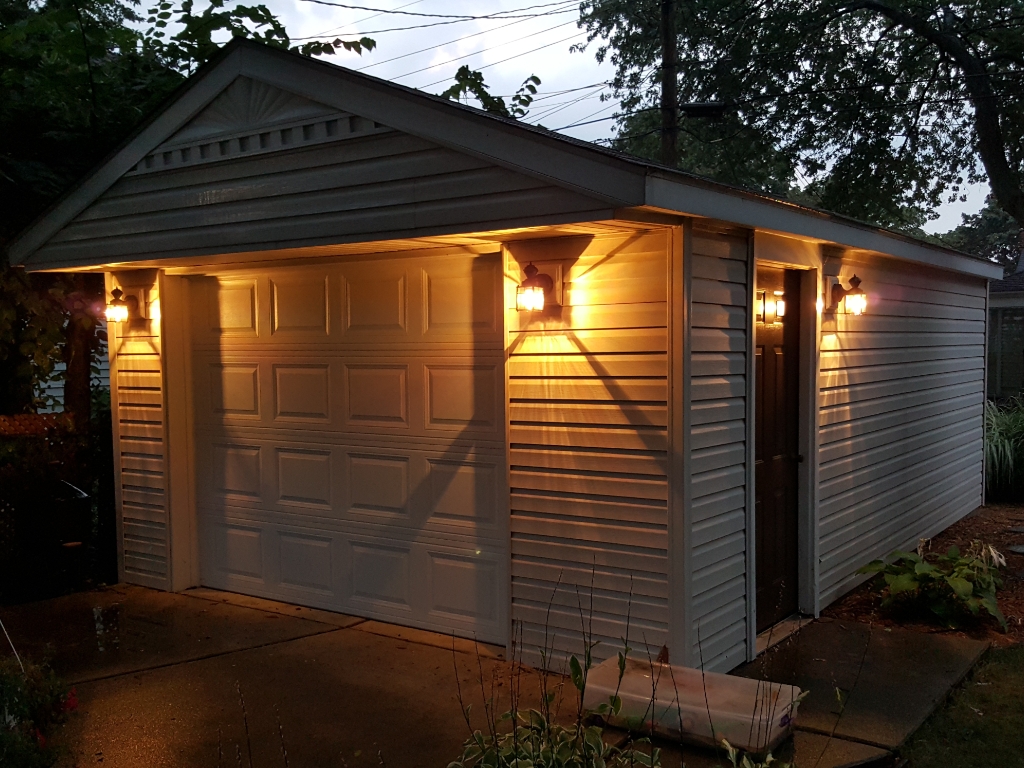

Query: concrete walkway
0;587;989;768
733;617;990;757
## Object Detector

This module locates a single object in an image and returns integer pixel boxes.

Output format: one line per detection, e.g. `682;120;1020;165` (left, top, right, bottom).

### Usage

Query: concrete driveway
4;584;966;768
2;585;519;768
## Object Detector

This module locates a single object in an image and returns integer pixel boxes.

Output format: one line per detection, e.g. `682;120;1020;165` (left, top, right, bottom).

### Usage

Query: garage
187;251;509;643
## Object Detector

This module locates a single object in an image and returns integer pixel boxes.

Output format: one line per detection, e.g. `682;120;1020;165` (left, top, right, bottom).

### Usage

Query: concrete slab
54;626;527;768
0;585;340;683
733;618;988;750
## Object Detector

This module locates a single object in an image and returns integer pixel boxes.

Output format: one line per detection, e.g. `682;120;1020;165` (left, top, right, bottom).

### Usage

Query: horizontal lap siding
109;278;170;589
508;231;670;668
817;261;986;604
688;230;750;672
35;133;611;265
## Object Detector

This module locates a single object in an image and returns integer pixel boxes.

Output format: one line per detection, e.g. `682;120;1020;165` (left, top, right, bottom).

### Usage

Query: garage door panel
270;273;330;336
192;253;507;645
210;363;260;417
342;266;410;337
343;363;410;428
422;258;502;339
427;459;498;527
278;532;334;592
425;364;500;432
346;452;410;515
209;442;264;500
277;448;333;508
273;364;330;421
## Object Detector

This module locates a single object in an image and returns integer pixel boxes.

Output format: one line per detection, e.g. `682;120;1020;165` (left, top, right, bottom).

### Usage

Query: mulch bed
822;504;1024;648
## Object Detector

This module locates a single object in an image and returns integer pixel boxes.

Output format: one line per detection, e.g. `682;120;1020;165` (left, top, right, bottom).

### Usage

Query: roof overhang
8;39;1003;282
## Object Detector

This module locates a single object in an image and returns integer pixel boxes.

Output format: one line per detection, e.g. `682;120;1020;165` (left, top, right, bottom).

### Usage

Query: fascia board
235;46;645;208
11;49;245;266
646;174;1003;281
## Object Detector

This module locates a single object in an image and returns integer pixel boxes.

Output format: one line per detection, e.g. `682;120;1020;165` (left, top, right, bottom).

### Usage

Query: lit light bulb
846;292;867;315
774;290;785;317
516;286;545;312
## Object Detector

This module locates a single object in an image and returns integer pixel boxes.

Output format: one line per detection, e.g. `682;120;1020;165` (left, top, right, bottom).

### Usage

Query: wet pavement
0;586;987;767
734;617;989;750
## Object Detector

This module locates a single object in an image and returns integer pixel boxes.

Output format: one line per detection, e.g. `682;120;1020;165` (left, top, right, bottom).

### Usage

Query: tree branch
836;0;1024;227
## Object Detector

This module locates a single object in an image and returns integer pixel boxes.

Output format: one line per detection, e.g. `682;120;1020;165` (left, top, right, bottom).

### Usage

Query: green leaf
569;655;584;692
857;560;887;574
884;572;919;594
946;576;974;599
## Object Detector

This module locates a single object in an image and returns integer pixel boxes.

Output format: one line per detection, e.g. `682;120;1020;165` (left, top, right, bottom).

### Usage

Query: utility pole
659;0;679;167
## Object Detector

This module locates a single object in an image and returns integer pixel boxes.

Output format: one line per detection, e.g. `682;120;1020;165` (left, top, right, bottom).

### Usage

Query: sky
261;0;987;233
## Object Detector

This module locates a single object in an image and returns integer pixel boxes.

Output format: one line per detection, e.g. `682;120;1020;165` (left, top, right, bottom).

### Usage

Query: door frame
746;234;823;659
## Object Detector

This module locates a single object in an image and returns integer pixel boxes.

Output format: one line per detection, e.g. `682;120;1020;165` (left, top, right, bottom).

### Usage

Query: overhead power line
293;2;575;37
307;0;428;40
353;5;574;70
291;0;574;21
393;18;579;80
418;30;587;89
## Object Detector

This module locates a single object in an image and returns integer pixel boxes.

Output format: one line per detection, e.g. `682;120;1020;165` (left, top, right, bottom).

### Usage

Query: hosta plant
859;541;1007;630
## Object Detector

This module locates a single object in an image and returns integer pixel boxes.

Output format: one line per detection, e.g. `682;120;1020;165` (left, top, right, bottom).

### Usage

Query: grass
901;646;1024;768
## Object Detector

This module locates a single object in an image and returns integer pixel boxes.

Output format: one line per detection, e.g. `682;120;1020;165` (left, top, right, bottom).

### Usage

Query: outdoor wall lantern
105;288;138;324
516;263;554;312
755;290;786;324
829;275;867;315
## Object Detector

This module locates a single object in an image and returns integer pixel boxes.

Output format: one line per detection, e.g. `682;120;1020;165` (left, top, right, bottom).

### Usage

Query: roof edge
645;174;1003;280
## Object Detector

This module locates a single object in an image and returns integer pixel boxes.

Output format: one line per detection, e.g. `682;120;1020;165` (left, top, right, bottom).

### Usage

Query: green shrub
859;541;1007;630
985;397;1024;502
0;657;76;767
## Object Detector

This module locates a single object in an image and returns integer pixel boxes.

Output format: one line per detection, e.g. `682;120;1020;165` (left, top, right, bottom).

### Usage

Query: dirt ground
823;504;1024;647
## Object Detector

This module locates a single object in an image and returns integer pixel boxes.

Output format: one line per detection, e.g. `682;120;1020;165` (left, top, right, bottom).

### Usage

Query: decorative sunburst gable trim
130;111;389;176
127;76;392;176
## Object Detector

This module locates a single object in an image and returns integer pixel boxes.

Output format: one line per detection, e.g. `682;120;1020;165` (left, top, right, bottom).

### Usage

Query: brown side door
754;266;801;632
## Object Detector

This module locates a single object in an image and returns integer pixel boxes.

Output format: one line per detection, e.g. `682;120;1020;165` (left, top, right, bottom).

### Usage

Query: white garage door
189;252;508;643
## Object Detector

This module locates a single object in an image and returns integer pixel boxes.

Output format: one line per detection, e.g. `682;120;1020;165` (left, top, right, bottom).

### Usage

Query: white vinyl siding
506;230;671;668
108;275;171;588
817;259;987;603
686;228;751;672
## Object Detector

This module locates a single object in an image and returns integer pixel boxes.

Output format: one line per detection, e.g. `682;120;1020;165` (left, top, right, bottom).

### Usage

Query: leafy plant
0;656;76;768
721;739;792;768
448;640;658;768
985;397;1024;501
859;541;1008;630
440;66;541;120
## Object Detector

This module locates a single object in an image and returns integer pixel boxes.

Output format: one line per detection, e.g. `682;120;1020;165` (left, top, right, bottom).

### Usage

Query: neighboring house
9;40;1001;672
988;260;1024;399
36;324;111;412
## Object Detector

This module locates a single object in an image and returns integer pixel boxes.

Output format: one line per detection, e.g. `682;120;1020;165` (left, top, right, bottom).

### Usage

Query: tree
941;195;1023;273
0;0;372;415
578;0;1024;233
